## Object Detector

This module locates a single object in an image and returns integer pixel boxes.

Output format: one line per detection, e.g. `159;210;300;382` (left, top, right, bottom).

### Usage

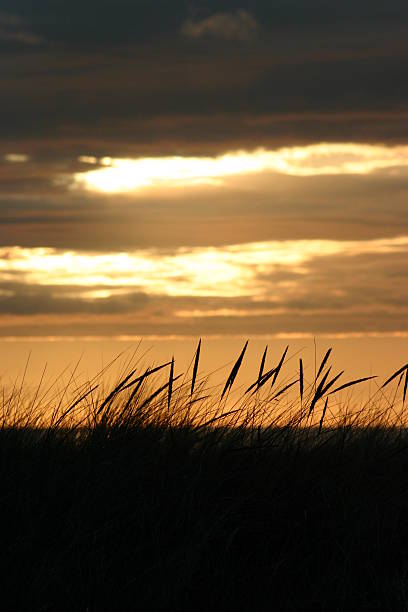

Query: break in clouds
1;142;408;338
0;235;407;337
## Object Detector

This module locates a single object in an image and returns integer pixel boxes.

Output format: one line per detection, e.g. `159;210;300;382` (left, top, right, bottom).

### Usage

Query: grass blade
397;373;404;389
188;395;211;406
68;385;99;414
258;346;268;386
320;370;344;397
316;348;332;380
318;397;329;434
198;408;241;428
271;346;289;388
308;395;319;416
255;368;276;392
168;357;174;410
381;364;408;388
309;367;333;415
299;358;304;403
138;374;183;412
221;340;248;399
96;367;138;415
120;361;173;392
191;339;201;397
54;385;99;427
316;366;332;397
97;361;173;415
403;370;408;404
245;366;276;395
122;368;150;413
271;379;299;400
329;376;377;396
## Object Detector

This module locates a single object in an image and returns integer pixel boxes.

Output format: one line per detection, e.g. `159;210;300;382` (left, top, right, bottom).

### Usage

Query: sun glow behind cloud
73;143;408;193
4;153;30;163
1;236;408;299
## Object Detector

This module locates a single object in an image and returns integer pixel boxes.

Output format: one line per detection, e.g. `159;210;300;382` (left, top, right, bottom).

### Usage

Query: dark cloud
2;1;407;47
0;282;149;315
0;1;408;153
0;10;43;47
0;1;190;48
3;50;408;152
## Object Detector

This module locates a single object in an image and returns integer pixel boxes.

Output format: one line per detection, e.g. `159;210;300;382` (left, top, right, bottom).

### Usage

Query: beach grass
1;341;408;611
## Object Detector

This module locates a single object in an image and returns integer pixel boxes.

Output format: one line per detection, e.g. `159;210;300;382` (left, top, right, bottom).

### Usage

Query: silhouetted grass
1;341;408;611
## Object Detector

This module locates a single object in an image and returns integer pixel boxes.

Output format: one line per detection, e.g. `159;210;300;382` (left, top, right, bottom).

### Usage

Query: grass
1;340;408;611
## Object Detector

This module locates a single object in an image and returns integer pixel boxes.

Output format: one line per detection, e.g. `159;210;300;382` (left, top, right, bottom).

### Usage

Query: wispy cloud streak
181;10;258;42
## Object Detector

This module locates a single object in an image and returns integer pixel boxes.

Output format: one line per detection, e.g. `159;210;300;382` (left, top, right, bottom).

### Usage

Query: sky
1;0;408;359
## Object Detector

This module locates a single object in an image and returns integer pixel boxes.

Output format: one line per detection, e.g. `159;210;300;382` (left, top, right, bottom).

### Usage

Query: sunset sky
1;0;408;372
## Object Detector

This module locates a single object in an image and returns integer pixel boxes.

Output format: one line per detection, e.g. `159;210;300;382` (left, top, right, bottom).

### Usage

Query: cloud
1;237;408;304
1;233;408;334
0;281;149;315
181;10;258;42
0;11;43;46
72;144;408;194
1;6;408;153
4;153;30;163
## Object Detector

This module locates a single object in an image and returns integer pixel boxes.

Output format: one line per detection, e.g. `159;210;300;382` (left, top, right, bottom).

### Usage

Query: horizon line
0;331;407;343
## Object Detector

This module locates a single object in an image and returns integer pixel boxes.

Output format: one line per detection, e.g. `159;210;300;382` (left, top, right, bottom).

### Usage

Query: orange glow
1;236;408;298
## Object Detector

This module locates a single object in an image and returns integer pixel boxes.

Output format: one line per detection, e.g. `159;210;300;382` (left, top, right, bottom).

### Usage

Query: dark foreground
2;344;408;611
1;423;408;611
